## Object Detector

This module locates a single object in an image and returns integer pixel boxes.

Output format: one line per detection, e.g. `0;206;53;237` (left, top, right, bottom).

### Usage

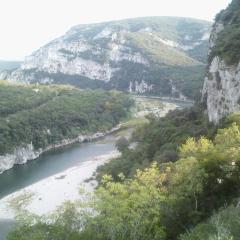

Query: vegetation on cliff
181;205;240;240
211;0;240;64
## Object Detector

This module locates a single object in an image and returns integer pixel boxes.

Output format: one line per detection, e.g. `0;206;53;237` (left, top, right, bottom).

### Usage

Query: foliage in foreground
8;122;240;240
97;105;217;181
181;205;240;240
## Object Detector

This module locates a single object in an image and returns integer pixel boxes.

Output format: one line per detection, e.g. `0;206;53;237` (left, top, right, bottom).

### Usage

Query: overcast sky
0;0;231;60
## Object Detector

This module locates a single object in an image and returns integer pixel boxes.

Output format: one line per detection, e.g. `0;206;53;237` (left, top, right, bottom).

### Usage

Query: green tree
115;137;129;153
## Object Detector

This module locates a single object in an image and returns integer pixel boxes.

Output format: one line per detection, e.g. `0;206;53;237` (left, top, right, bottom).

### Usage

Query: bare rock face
203;56;240;123
2;17;210;98
0;127;120;174
0;144;39;174
202;0;240;123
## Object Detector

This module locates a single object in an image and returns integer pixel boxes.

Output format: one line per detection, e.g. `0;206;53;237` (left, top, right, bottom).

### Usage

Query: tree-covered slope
0;82;133;156
181;205;240;240
8;120;240;240
97;105;217;180
2;17;211;99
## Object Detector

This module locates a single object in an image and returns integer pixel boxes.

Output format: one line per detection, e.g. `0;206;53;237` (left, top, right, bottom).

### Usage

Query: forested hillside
7;111;240;240
0;82;133;155
211;0;240;65
96;105;217;180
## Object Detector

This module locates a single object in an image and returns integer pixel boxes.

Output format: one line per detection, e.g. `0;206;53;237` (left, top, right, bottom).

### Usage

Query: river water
0;99;187;239
0;136;117;200
0;135;117;239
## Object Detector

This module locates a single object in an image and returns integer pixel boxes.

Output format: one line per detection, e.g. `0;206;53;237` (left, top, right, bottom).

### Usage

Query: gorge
0;97;181;239
3;0;240;239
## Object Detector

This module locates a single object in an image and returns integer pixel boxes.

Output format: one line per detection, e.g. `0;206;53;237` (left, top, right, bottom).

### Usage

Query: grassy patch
127;32;200;66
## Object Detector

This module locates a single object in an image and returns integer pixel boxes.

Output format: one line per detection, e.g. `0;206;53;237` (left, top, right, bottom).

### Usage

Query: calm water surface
0;135;117;239
0;99;186;239
0;136;116;200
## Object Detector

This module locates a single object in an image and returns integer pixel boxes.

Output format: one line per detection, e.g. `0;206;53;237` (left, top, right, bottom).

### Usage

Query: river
0;135;118;239
0;136;117;200
0;98;186;239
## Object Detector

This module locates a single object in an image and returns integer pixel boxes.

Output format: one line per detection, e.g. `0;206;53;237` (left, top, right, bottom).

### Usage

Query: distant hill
0;60;21;71
1;17;211;99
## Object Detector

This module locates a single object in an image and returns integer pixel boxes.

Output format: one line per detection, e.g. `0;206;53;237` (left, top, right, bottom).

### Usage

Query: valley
0;96;181;239
2;0;240;239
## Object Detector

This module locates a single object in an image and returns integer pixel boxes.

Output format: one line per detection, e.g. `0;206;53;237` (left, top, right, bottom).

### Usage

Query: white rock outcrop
4;26;148;84
0;143;39;174
0;126;121;174
202;16;240;123
128;80;153;94
1;18;210;97
21;41;114;82
203;56;240;123
108;44;148;65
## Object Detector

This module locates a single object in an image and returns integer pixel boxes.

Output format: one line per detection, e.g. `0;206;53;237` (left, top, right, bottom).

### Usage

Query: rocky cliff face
2;17;210;99
0;143;39;174
202;55;240;123
0;127;120;174
203;0;240;123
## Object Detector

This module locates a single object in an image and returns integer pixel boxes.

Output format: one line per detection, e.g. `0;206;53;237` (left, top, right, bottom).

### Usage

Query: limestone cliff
203;0;240;123
2;17;211;99
0;127;120;174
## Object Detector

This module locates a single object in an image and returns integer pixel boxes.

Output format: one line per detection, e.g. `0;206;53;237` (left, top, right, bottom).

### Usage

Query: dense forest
0;82;133;155
7;109;240;240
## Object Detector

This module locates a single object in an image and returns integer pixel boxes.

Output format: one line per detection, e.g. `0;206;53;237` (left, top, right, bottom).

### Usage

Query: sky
0;0;231;60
